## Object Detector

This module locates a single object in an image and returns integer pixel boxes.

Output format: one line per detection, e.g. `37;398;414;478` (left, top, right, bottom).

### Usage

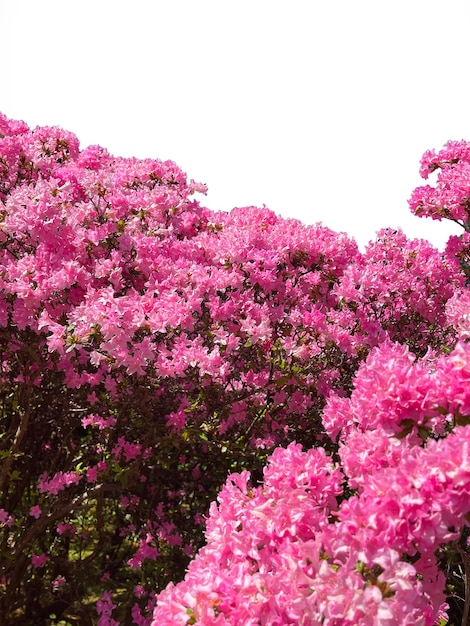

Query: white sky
1;0;469;250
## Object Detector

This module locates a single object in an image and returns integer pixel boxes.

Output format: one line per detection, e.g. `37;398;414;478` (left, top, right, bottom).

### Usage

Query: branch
457;543;470;626
0;384;32;494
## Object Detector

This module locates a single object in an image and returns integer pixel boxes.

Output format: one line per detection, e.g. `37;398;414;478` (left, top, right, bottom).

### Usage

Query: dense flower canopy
0;112;469;624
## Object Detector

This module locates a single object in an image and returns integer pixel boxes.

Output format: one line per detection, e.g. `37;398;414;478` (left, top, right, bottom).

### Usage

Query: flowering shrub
152;340;470;625
0;113;469;624
151;140;470;624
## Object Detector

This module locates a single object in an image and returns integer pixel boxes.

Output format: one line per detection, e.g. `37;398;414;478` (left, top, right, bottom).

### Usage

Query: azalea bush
151;141;470;625
153;340;470;625
0;113;469;624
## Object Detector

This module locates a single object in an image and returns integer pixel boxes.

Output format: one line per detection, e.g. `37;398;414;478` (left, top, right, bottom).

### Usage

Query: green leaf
455;411;470;427
395;420;414;440
275;374;291;388
417;426;430;441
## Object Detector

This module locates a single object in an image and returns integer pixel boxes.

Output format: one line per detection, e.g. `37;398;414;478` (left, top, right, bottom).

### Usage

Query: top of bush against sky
1;113;470;624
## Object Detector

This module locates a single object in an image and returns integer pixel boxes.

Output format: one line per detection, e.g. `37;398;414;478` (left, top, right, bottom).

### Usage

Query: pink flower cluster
97;591;119;626
409;140;470;227
37;470;82;496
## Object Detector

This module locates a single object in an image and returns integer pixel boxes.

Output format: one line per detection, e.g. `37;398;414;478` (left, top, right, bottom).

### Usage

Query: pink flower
128;534;160;570
0;508;14;528
81;413;117;430
52;575;66;591
96;591;119;626
86;466;98;483
112;437;142;462
31;553;49;568
38;470;82;495
29;505;42;519
56;522;76;536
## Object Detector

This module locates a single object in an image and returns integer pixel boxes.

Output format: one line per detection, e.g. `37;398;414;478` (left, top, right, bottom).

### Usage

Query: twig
457;543;470;626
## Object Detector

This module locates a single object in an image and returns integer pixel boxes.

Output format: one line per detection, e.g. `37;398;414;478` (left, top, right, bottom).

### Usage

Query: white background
1;0;469;250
